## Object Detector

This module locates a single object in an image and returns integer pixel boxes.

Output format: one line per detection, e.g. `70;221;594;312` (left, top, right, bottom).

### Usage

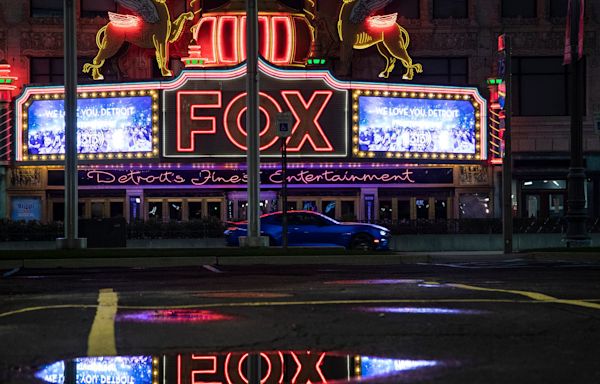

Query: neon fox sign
175;90;335;154
162;69;348;158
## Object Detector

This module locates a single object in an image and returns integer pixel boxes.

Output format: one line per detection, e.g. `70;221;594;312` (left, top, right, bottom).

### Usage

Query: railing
1;217;599;242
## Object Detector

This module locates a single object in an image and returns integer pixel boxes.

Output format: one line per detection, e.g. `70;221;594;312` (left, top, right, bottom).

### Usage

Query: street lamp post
242;0;267;247
57;0;86;249
564;0;590;247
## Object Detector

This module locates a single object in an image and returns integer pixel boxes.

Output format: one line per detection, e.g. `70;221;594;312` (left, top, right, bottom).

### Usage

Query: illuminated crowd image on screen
27;96;153;155
358;96;476;154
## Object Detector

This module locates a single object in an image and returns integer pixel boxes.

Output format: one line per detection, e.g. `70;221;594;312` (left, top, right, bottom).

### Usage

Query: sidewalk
0;248;598;270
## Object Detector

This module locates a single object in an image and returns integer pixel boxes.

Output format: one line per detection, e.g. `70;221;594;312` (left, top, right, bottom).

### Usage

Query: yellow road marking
449;283;600;310
87;288;118;356
0;304;96;319
3;296;600;320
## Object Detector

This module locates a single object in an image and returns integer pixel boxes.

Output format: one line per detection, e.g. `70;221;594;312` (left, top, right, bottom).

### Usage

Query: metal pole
245;0;263;247
281;137;288;249
58;0;85;249
565;0;590;247
502;35;513;254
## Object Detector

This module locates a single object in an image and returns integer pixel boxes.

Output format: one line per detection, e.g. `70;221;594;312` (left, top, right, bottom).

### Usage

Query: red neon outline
178;355;182;384
195;17;217;63
281;90;334;152
271;16;293;64
290;351;327;384
366;13;398;29
218;16;239;64
108;12;141;28
223;91;282;151
190;354;222;384
177;90;222;152
238;353;249;384
259;353;272;384
235;105;272;138
240;16;270;62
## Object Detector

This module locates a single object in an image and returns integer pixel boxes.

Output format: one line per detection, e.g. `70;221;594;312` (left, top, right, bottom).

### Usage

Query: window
30;57;118;84
81;0;116;18
31;0;62;17
411;57;468;86
549;0;568;17
188;202;203;220
433;0;467;19
384;0;419;19
169;201;182;221
512;57;585;116
279;0;303;10
502;0;536;18
204;0;228;11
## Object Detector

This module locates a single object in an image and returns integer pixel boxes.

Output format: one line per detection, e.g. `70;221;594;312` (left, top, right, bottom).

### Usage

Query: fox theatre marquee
162;66;348;158
10;61;491;223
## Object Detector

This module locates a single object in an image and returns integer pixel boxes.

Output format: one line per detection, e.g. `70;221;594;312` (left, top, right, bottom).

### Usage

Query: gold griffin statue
83;0;194;80
337;0;422;79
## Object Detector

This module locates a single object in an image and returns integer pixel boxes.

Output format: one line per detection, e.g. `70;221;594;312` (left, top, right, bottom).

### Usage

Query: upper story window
512;56;585;116
279;0;303;11
384;0;420;19
549;0;568;17
502;0;537;18
31;0;62;17
433;0;468;19
80;0;116;18
411;57;468;86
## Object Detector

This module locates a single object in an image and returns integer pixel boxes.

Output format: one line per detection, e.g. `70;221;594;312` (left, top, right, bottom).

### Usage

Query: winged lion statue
337;0;422;79
83;0;194;80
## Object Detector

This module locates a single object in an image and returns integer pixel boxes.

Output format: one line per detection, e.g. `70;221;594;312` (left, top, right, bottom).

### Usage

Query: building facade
0;0;598;224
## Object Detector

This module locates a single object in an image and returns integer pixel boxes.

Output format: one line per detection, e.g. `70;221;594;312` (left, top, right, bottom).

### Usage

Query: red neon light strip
177;90;221;151
281;90;334;152
195;16;217;63
271;16;293;64
366;13;398;29
108;12;140;28
218;16;239;64
223;91;281;151
239;16;270;62
290;352;327;384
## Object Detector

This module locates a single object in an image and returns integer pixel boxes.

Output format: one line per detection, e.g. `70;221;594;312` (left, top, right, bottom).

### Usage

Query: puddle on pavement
117;309;234;323
26;351;445;384
357;306;488;315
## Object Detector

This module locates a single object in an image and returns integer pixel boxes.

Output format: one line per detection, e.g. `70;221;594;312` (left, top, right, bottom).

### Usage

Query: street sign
276;111;293;138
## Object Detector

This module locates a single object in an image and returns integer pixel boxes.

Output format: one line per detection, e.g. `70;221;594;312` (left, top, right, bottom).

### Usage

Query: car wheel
350;233;373;250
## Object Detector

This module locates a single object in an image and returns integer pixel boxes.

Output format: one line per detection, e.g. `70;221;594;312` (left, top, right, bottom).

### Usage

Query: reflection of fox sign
337;0;422;79
83;0;193;80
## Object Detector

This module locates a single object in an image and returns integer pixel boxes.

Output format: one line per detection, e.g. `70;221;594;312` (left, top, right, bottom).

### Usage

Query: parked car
224;210;391;250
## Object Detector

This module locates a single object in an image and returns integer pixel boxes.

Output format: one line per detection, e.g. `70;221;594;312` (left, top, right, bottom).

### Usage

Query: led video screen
358;95;477;155
27;96;153;155
35;356;153;384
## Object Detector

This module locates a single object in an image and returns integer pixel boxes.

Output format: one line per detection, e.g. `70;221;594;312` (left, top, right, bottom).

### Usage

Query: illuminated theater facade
14;0;597;223
11;61;488;222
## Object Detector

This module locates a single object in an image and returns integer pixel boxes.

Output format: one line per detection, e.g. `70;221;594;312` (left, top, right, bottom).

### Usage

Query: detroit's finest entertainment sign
47;168;453;187
162;70;348;158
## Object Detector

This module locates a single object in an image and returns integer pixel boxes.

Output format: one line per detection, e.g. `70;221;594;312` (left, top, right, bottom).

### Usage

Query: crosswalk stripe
87;288;118;356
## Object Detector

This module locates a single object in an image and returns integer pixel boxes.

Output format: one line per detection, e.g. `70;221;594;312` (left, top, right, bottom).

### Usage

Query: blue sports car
224;210;392;250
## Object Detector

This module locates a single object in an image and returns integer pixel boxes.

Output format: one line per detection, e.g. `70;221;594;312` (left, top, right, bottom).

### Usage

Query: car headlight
379;230;389;236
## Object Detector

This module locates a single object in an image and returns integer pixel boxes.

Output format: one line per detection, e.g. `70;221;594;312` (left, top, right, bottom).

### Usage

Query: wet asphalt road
1;259;600;383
